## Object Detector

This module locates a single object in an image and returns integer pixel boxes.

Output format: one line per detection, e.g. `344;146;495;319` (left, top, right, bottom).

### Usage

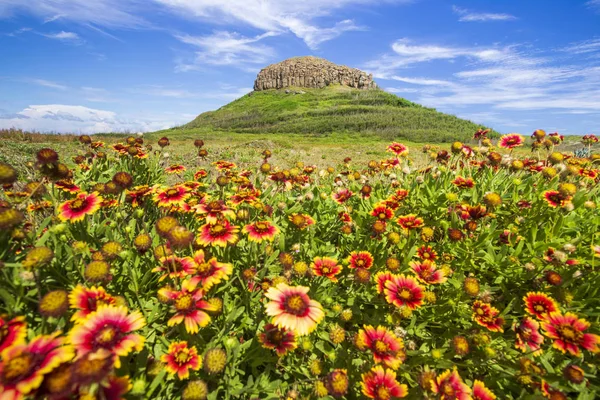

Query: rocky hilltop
253;56;377;91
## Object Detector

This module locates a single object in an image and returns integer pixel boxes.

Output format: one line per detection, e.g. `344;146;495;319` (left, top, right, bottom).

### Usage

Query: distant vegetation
180;86;497;142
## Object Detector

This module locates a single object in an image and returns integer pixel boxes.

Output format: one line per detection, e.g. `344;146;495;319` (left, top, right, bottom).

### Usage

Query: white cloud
175;31;277;70
0;104;186;133
29;79;68;90
586;0;600;12
391;75;453;86
561;38;600;55
5;27;32;36
43;14;64;23
42;31;83;43
452;6;516;22
366;37;600;117
364;39;517;78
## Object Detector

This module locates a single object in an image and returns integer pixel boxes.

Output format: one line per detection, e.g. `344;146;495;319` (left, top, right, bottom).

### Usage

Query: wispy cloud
586;0;600;13
41;31;84;44
452;5;516;22
561;38;600;55
4;27;32;37
43;14;63;24
365;37;600;116
175;31;278;71
29;79;69;91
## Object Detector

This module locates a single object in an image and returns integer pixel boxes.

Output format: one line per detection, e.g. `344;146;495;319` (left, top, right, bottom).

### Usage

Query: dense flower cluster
0;132;599;399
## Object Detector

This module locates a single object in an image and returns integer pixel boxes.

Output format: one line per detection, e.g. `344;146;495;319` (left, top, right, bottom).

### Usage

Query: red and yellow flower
197;221;239;247
258;323;297;356
541;312;600;356
347;251;374;269
152;255;197;281
161;341;201;380
192;250;233;291
383;275;424;310
523;292;559;320
371;206;394;221
69;285;117;323
361;365;408;399
68;305;145;368
165;164;186;174
357;326;405;370
472;300;504;332
473;380;496;400
430;368;472;400
243;221;280;243
58;192;103;222
416;245;437;261
513;317;544;354
543;191;570;208
498;133;524;149
288;213;315;230
193;200;236;224
0;333;74;399
264;283;324;336
332;188;353;204
387;142;409;157
374;271;394;294
410;260;447;285
153;185;190;207
54;180;80;193
158;277;217;334
396;214;424;230
452;176;475;189
0;316;26;353
311;257;343;282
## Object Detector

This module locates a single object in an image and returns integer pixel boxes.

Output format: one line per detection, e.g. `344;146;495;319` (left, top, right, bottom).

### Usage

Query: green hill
179;85;496;143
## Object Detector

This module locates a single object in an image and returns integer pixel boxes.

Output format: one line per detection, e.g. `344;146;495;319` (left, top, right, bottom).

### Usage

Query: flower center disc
399;289;412;300
255;222;268;232
175;350;191;364
557;325;582;343
70;199;86;211
2;353;32;382
210;224;225;235
285;294;307;315
166;189;179;197
374;340;389;354
97;326;116;345
175;294;194;311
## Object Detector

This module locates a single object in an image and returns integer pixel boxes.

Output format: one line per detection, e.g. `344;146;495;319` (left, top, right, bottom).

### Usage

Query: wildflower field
0;130;599;400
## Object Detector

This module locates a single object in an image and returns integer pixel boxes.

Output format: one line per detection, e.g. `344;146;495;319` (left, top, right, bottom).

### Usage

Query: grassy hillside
179;85;497;142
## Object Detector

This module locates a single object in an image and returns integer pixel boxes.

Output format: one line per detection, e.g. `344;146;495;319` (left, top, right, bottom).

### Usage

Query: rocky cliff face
253;56;377;91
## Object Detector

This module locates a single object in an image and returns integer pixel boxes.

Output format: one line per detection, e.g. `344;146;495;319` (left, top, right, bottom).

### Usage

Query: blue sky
0;0;599;134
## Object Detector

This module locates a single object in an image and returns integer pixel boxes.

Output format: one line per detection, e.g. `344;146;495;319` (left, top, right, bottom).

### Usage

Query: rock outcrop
253;56;377;91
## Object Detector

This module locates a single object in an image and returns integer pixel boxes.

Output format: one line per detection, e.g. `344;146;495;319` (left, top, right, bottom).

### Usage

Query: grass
173;86;498;143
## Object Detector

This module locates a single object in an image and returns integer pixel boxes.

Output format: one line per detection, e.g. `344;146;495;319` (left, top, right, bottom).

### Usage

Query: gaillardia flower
153;185;190;207
0;333;74;399
357;326;405;370
498;133;525;149
264;283;324;336
430;368;472;400
197;221;239;247
0;315;27;353
410;260;447;285
472;300;504;332
387;142;409;157
541;312;600;356
473;380;496;400
58;192;103;222
288;213;315;230
68;305;145;368
347;251;374;269
361;365;408;400
523;292;559;320
69;285;117;323
311;257;343;282
384;275;424;310
258;323;297;356
192;250;233;291
152;256;197;281
161;341;202;380
243;221;280;243
513;317;544;353
158;277;218;334
194;200;236;223
396;214;424;230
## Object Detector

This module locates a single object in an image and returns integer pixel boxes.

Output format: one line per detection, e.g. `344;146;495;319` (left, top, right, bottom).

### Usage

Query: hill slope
181;85;496;142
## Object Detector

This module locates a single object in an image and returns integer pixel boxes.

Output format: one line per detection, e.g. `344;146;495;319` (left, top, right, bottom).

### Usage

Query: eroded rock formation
253;56;377;91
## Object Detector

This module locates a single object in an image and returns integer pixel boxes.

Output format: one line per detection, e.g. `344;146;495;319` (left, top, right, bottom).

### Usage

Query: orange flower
523;292;559;320
384;275;424;310
357;326;405;370
541;312;600;356
361;365;408;399
58;192;102;222
396;214;424;230
311;257;343;282
243;221;280;243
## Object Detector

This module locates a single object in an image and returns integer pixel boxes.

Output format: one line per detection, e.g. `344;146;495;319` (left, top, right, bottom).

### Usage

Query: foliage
0;133;599;400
